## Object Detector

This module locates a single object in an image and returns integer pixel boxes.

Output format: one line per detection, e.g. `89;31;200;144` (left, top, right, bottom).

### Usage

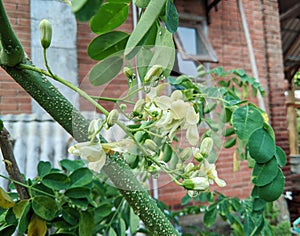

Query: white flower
102;138;138;155
199;160;226;187
152;90;199;146
68;142;106;172
182;177;210;190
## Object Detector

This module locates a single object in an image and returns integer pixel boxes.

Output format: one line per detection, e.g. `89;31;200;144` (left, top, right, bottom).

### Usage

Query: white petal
88;157;106;172
186;125;199;146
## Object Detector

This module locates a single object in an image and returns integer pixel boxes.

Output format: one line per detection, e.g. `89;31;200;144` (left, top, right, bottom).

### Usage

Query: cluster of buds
180;137;226;196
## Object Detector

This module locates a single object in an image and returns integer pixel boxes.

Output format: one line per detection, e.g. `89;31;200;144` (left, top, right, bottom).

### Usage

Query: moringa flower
152;90;200;146
68;142;106;172
182;177;210;190
198;160;226;187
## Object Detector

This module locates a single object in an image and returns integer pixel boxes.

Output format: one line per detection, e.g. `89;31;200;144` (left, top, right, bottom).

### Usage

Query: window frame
174;15;218;63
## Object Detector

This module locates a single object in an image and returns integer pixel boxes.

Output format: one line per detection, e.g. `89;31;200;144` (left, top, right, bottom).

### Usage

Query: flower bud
107;109;119;127
144;65;163;84
184;162;194;173
133;99;145;115
199;137;213;157
119;104;127;112
39;19;52;49
179;147;192;161
144;139;158;153
123;67;134;79
161;143;172;162
182;177;209;190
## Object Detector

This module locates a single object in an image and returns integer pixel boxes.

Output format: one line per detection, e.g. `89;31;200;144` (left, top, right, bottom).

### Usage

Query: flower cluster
133;88;200;146
181;137;226;196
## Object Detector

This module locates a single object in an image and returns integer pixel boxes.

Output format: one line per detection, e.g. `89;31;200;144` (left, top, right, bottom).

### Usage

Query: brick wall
0;0;290;208
0;0;31;114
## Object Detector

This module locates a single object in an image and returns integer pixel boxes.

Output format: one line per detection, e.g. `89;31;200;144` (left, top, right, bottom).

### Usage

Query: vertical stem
0;0;24;66
0;128;29;199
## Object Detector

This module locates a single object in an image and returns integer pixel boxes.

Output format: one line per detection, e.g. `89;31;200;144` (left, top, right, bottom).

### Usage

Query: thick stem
0;0;24;66
0;128;30;199
0;3;179;234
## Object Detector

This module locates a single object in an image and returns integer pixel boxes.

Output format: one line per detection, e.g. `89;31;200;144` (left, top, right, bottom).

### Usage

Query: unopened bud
144;139;158;153
184;163;194;173
39;19;52;49
123;67;134;79
107;109;119;127
182;177;209;190
199;137;213;157
144;65;163;84
133;99;145;115
179;147;192;161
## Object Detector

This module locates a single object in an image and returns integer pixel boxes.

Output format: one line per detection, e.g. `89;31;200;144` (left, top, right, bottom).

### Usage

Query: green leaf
108;227;117;236
181;194;192;205
0;224;16;236
73;0;102;22
224;137;236;148
125;0;167;56
248;128;276;164
89;56;123;86
165;0;178;33
88;31;129;60
0;120;3;132
130;208;139;234
204;207;217;228
62;207;80;226
275;146;286;167
95;203;113;219
65;187;91;199
69;167;93;188
258;169;285;202
32;196;59;221
232;105;264;140
119;218;126;235
17;201;31;234
90;2;129;34
148;26;175;77
0;187;15;209
252;198;266;212
72;0;88;12
30;182;55;197
252;157;278;186
42;173;70;190
79;211;94;236
13;199;29;218
37;161;51;177
60;159;85;172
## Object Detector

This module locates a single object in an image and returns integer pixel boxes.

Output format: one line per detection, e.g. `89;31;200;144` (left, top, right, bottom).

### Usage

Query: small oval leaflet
248;128;276;164
89;56;123;86
252;157;278;186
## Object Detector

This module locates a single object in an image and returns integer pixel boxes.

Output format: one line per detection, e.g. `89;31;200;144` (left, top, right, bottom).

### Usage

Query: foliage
0;0;289;235
0;159;142;236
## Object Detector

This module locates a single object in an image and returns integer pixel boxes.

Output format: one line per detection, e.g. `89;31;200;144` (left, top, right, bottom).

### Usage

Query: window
173;14;218;77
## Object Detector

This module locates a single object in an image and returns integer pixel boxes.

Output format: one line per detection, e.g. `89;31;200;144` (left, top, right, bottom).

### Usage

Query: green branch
0;3;179;234
0;0;24;66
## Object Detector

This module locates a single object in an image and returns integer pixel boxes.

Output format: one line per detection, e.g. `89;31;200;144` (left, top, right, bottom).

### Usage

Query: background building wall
0;0;290;209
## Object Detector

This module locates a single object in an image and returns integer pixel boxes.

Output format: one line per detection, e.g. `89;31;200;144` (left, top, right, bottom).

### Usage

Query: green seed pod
199;137;213;157
39;19;52;49
144;139;158;153
107;109;119;127
144;65;163;84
